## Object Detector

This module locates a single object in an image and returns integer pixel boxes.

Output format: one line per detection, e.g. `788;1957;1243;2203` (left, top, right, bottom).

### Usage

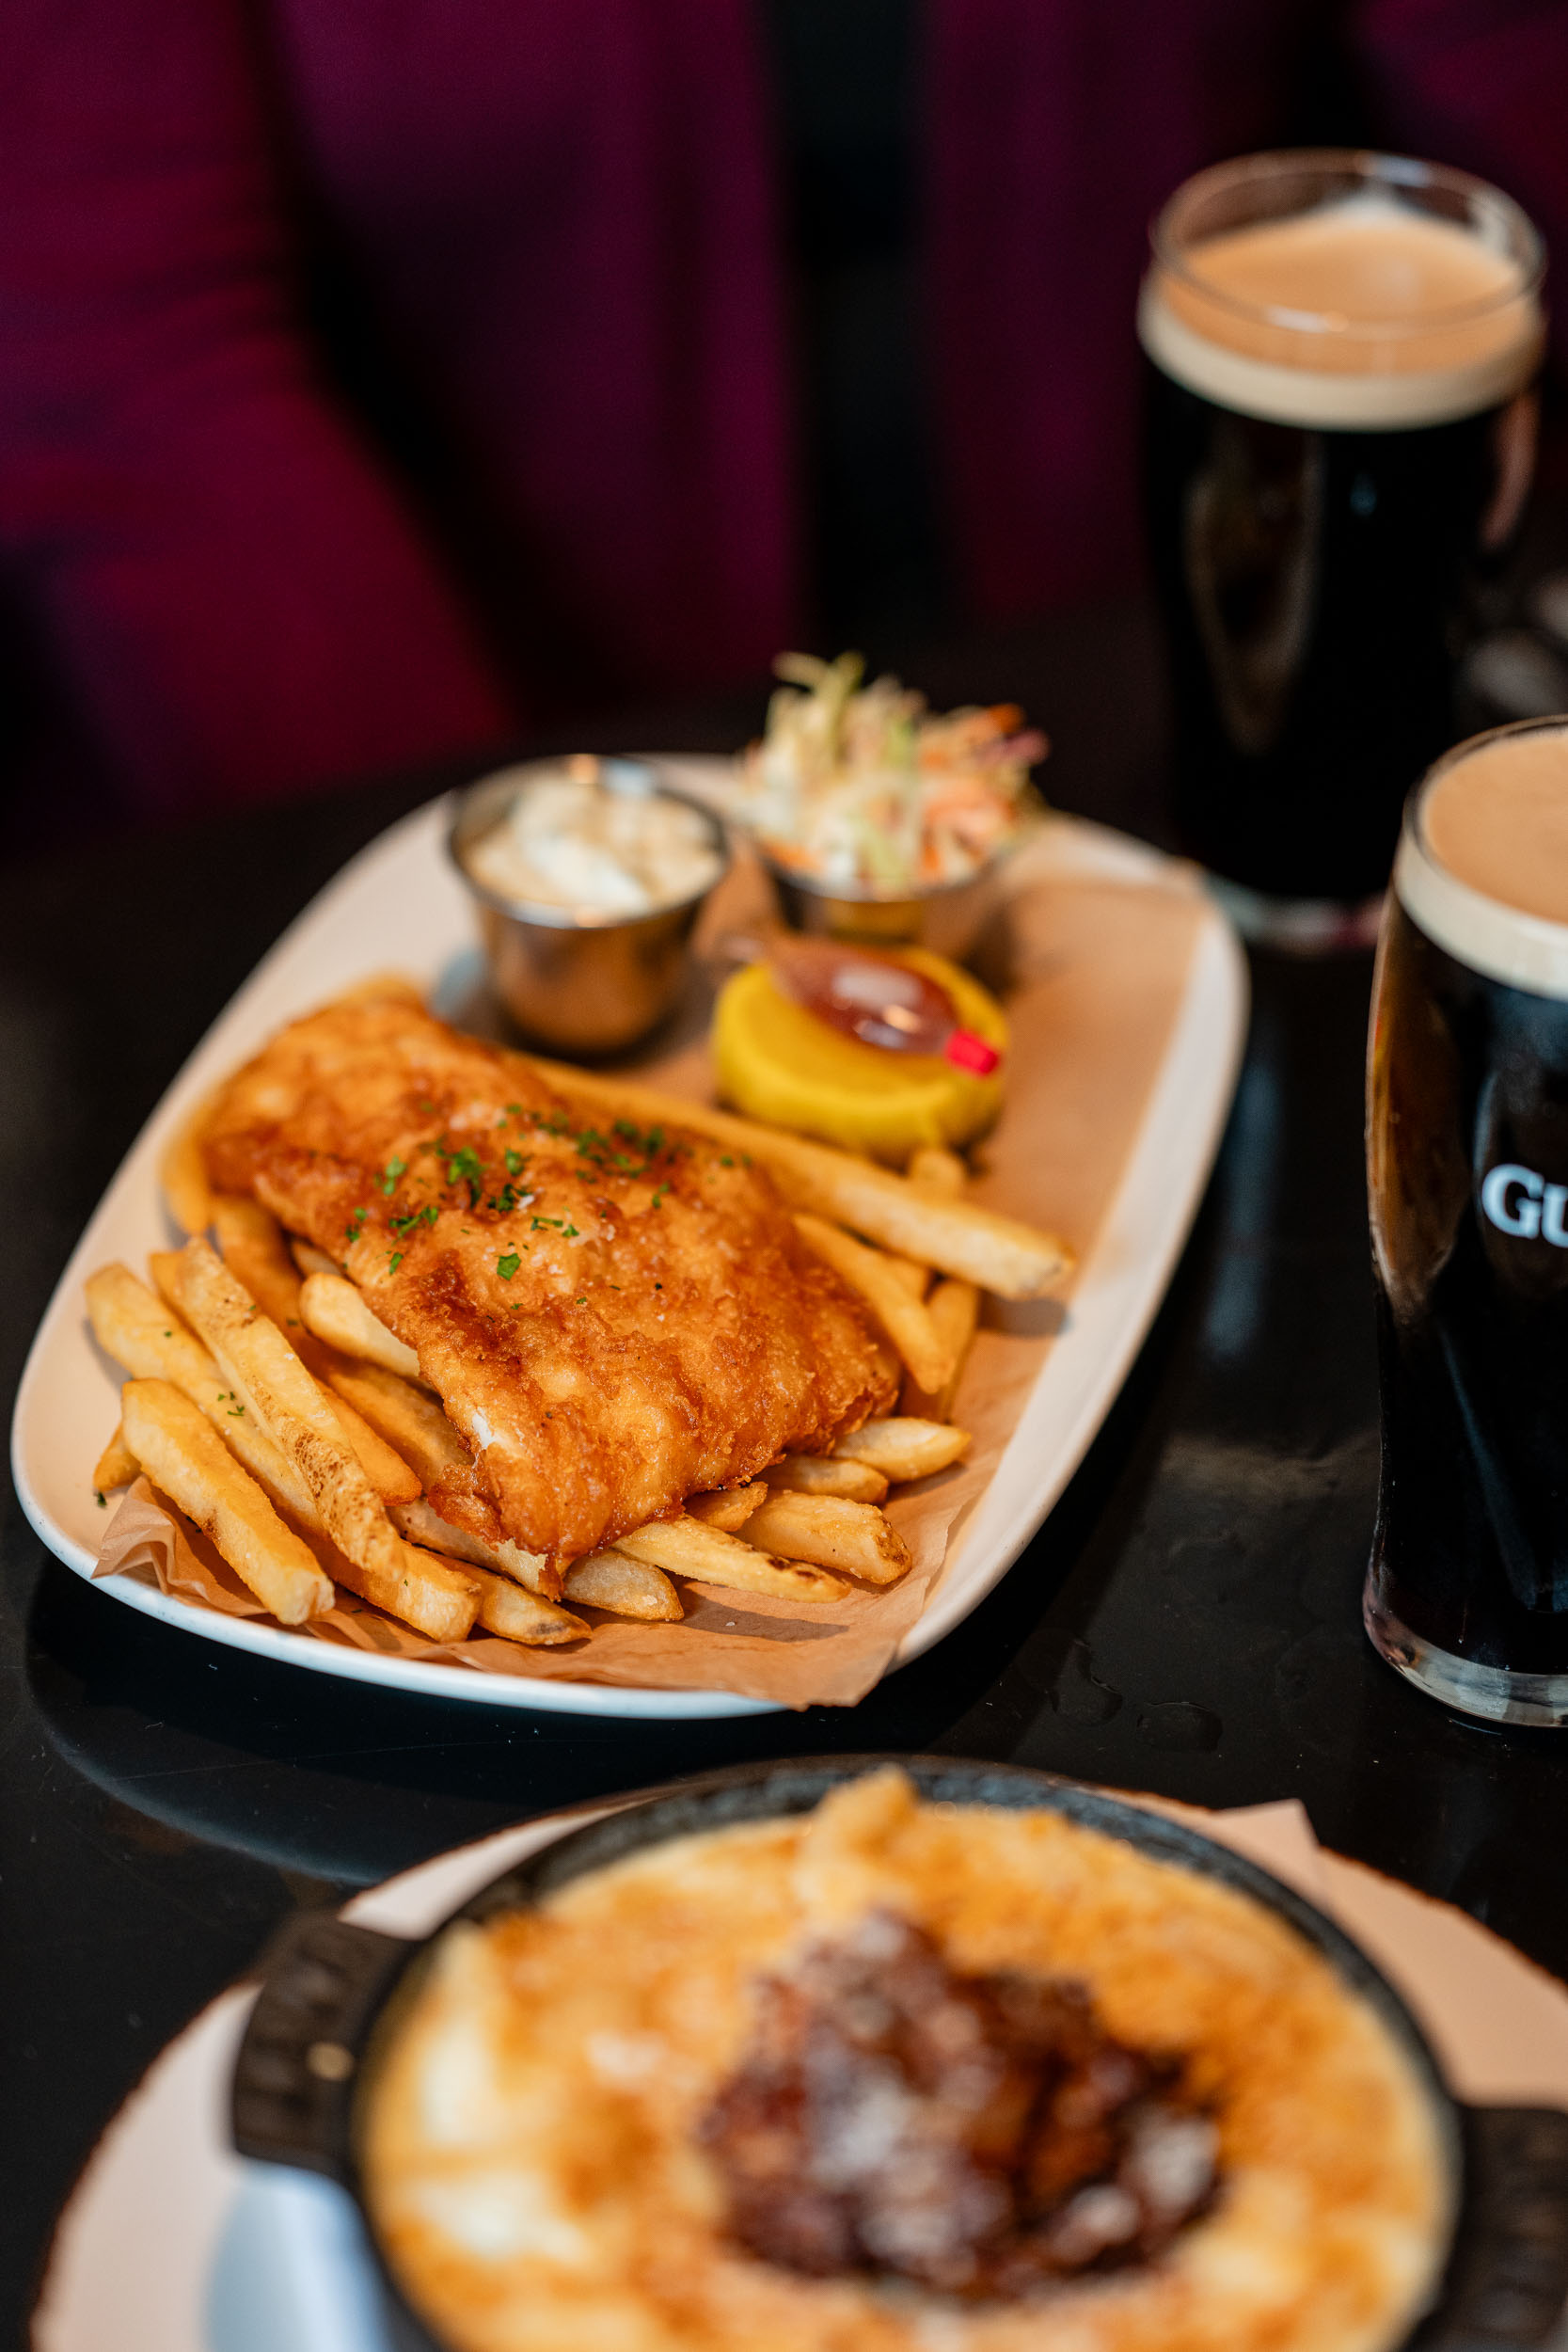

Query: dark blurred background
4;0;1568;860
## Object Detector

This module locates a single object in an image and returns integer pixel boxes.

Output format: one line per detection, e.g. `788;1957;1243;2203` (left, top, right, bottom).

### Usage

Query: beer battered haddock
200;993;895;1565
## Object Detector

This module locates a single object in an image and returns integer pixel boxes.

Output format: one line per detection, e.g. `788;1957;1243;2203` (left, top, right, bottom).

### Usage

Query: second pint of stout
1367;720;1568;1724
1141;152;1544;914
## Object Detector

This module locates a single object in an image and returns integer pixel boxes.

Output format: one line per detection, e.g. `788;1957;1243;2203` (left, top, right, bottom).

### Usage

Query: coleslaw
738;652;1047;895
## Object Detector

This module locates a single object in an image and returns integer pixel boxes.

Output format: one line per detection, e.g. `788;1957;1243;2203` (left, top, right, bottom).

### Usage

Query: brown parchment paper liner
93;839;1207;1708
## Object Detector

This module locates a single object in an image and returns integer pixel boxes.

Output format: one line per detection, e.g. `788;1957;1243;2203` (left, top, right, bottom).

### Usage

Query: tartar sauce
465;757;722;917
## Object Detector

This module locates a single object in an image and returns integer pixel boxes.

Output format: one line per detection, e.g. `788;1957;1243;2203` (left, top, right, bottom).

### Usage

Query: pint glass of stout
1367;719;1568;1724
1141;152;1544;929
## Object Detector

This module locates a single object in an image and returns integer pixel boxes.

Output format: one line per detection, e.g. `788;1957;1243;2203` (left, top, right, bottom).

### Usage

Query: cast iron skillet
231;1756;1568;2351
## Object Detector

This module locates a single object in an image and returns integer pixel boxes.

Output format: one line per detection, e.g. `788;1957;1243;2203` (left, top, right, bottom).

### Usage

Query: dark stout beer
1142;153;1544;916
1366;720;1568;1724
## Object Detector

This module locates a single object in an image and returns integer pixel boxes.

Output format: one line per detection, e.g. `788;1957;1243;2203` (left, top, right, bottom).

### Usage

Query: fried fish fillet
201;993;895;1565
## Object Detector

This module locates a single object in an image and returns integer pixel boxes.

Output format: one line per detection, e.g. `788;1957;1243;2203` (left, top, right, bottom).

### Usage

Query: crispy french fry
738;1490;912;1586
211;1196;313;1340
148;1248;418;1502
323;1359;470;1486
299;1272;423;1382
492;1539;556;1595
388;1496;553;1597
882;1254;929;1300
616;1515;847;1602
562;1549;684;1621
390;1497;499;1567
322;971;426;1011
326;1359;556;1595
120;1378;333;1625
92;1423;140;1494
686;1482;768;1532
765;1453;888;1503
159;1085;224;1237
794;1213;954;1395
901;1276;981;1421
463;1564;586;1645
168;1238;409;1590
908;1144;968;1197
328;1535;481;1642
535;1059;1070;1298
291;1239;341;1279
87;1263;315;1519
835;1416;972;1482
325;1393;421;1504
148;1248;188;1316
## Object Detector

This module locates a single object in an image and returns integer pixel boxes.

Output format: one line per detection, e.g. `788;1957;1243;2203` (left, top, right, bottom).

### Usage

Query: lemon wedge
712;946;1006;1165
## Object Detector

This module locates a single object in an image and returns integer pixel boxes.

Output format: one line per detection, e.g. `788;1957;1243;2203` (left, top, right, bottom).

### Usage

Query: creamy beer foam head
1398;723;1568;996
1141;158;1544;430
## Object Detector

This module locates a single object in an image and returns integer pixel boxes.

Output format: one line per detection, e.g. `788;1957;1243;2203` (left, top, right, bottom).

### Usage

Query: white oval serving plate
10;766;1246;1718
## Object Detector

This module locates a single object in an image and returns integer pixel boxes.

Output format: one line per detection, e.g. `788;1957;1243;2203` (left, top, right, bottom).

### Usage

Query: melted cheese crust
361;1772;1451;2352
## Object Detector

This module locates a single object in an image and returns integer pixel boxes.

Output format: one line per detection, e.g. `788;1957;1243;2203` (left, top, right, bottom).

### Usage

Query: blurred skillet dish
228;1759;1568;2352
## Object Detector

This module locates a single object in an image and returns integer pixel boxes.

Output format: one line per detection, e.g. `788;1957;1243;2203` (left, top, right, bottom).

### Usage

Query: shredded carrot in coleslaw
739;653;1048;894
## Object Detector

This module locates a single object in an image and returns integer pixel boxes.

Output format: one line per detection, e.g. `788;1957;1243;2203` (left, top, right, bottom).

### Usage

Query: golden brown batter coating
362;1772;1451;2352
201;993;894;1563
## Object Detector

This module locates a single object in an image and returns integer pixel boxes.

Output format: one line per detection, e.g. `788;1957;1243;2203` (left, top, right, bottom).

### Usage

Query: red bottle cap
943;1028;1001;1076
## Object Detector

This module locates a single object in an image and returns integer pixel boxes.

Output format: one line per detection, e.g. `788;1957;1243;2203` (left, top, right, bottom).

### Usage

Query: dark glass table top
5;596;1567;2342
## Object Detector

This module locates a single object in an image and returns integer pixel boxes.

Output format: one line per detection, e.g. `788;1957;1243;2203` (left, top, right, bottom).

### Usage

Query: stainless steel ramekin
450;759;730;1055
760;845;1009;961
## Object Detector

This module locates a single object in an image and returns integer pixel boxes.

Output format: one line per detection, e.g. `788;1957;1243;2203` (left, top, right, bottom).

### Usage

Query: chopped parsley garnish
344;1205;368;1242
227;1403;245;1418
94;1489;106;1507
388;1250;404;1273
719;1155;734;1168
378;1154;407;1197
650;1182;670;1209
576;1296;586;1305
390;1202;439;1237
503;1148;526;1176
442;1143;485;1205
497;1251;521;1280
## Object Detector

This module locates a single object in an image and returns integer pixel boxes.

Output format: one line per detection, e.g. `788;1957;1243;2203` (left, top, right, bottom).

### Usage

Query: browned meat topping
698;1911;1218;2299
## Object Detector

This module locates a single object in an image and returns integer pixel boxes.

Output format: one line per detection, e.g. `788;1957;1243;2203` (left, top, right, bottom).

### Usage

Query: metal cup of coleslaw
450;758;730;1056
739;657;1039;962
757;841;1014;962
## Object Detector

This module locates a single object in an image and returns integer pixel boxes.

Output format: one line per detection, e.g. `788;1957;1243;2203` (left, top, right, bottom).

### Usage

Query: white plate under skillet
10;764;1247;1720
